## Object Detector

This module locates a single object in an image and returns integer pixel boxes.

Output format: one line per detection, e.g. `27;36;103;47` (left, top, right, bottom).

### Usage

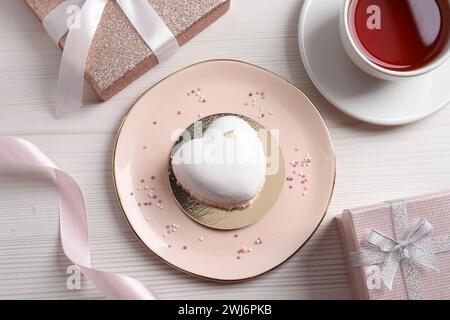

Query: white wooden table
2;0;450;300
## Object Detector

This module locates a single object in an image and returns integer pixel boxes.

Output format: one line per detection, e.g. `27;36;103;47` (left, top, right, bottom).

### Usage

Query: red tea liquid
349;0;450;71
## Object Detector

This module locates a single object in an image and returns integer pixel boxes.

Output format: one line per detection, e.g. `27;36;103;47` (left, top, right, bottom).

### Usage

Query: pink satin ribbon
0;136;157;299
43;0;179;118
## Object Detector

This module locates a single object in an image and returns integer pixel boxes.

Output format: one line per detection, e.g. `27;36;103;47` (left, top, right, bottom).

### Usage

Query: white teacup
339;0;450;81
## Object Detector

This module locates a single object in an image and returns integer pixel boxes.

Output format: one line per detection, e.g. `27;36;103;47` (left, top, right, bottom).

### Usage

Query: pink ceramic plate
113;60;335;281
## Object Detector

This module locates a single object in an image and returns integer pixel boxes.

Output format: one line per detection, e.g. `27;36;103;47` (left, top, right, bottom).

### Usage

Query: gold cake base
168;113;285;230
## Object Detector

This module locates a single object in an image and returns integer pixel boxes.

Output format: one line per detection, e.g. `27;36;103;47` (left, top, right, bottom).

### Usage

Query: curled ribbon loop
43;0;179;117
0;137;157;300
351;200;450;299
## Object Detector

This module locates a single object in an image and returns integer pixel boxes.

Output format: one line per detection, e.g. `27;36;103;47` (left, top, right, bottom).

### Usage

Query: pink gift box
336;191;450;300
25;0;231;101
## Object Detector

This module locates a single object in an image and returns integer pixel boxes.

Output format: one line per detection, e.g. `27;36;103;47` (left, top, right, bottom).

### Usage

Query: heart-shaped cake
171;116;267;210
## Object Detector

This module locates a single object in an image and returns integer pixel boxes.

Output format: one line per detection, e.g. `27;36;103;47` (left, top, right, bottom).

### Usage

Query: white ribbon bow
351;200;450;299
42;0;179;117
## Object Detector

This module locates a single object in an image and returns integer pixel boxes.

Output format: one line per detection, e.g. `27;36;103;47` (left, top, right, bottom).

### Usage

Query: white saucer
298;0;450;126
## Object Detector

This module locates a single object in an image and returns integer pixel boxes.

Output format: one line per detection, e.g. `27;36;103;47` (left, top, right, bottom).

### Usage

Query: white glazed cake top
171;116;267;209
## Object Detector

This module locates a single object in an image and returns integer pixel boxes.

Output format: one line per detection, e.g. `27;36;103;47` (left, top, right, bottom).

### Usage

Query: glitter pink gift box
336;191;450;300
25;0;231;101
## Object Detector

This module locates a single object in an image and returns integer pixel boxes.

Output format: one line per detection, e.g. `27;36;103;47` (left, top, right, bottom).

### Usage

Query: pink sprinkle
142;145;148;150
238;247;248;254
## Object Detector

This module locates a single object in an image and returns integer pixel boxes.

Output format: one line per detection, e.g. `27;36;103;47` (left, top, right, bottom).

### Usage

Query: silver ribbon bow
351;200;450;299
